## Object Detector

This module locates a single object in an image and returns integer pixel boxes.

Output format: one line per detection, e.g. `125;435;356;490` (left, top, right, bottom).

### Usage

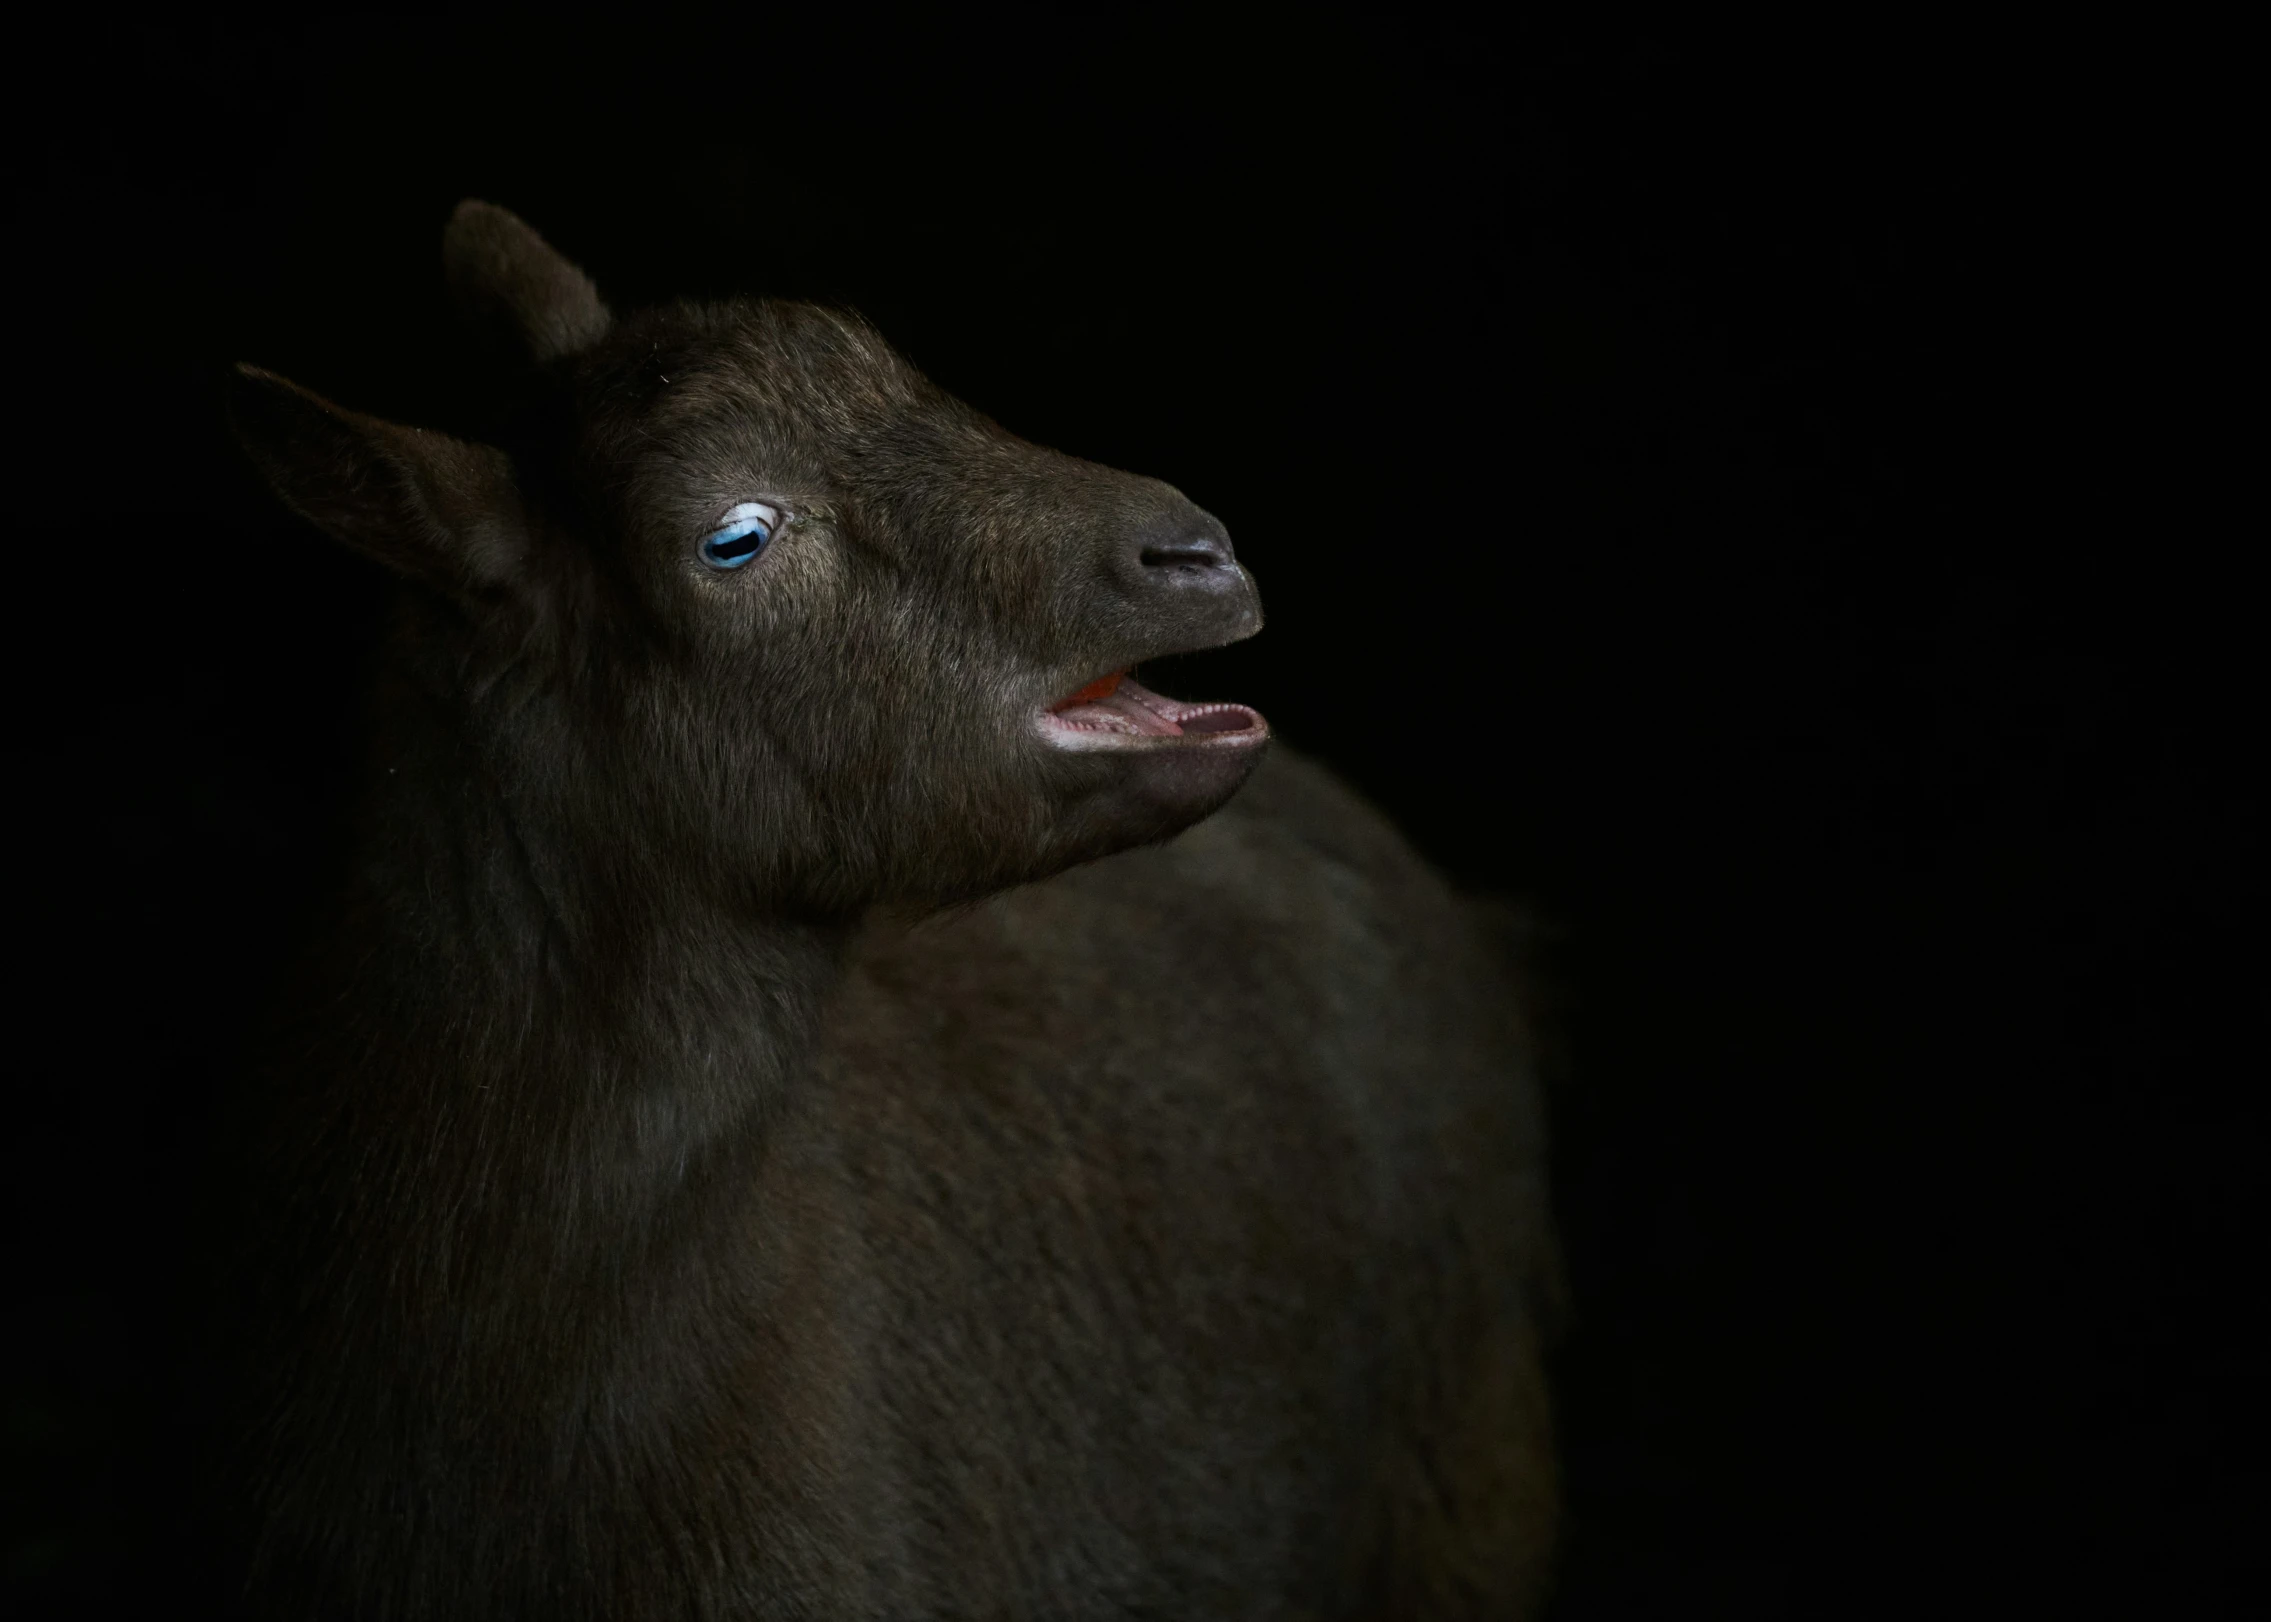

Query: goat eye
699;502;780;570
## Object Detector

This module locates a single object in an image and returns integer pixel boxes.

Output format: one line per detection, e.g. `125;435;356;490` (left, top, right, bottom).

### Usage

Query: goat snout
1115;514;1260;640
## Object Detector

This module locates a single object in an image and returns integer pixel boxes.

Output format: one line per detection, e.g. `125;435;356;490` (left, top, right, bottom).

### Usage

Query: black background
7;12;2253;1618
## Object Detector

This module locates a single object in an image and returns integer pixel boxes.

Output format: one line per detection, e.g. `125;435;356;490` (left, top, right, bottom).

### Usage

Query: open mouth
1040;670;1268;751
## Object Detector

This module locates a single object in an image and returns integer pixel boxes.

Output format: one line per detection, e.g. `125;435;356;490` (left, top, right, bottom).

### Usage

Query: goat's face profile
231;203;1267;914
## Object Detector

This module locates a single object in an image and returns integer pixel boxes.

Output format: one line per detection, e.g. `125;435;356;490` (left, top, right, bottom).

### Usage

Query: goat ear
227;364;526;596
442;200;613;363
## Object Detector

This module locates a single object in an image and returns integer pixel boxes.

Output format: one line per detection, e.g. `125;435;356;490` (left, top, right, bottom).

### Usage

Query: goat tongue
1049;675;1188;737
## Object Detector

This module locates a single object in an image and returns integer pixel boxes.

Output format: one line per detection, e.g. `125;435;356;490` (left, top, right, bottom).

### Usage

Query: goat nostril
1140;534;1233;571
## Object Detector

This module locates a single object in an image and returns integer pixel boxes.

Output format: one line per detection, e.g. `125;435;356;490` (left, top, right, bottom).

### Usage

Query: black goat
214;202;1559;1619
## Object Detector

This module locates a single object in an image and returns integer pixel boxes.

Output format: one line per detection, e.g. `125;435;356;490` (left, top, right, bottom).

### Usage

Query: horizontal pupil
705;524;768;563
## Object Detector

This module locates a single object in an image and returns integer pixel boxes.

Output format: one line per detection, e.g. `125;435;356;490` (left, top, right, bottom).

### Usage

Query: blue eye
700;502;780;570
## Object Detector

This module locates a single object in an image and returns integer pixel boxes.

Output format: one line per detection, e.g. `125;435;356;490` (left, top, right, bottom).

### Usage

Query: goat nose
1112;512;1257;636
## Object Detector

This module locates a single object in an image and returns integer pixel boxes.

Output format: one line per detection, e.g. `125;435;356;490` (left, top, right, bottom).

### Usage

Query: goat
212;201;1559;1619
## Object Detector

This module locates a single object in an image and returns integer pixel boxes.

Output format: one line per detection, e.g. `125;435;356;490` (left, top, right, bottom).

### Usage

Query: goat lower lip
1041;674;1266;747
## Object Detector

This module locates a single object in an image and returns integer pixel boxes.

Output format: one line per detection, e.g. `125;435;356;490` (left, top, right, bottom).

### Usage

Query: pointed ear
442;200;613;363
226;364;527;597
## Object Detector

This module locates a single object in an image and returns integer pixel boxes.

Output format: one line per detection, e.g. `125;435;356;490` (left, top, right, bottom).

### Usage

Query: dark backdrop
7;12;2251;1618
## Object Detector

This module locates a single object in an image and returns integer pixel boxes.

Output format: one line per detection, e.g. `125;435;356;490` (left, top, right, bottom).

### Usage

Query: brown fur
212;201;1557;1618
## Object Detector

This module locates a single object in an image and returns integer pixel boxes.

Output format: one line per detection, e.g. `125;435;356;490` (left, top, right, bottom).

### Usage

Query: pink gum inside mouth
1047;675;1262;737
